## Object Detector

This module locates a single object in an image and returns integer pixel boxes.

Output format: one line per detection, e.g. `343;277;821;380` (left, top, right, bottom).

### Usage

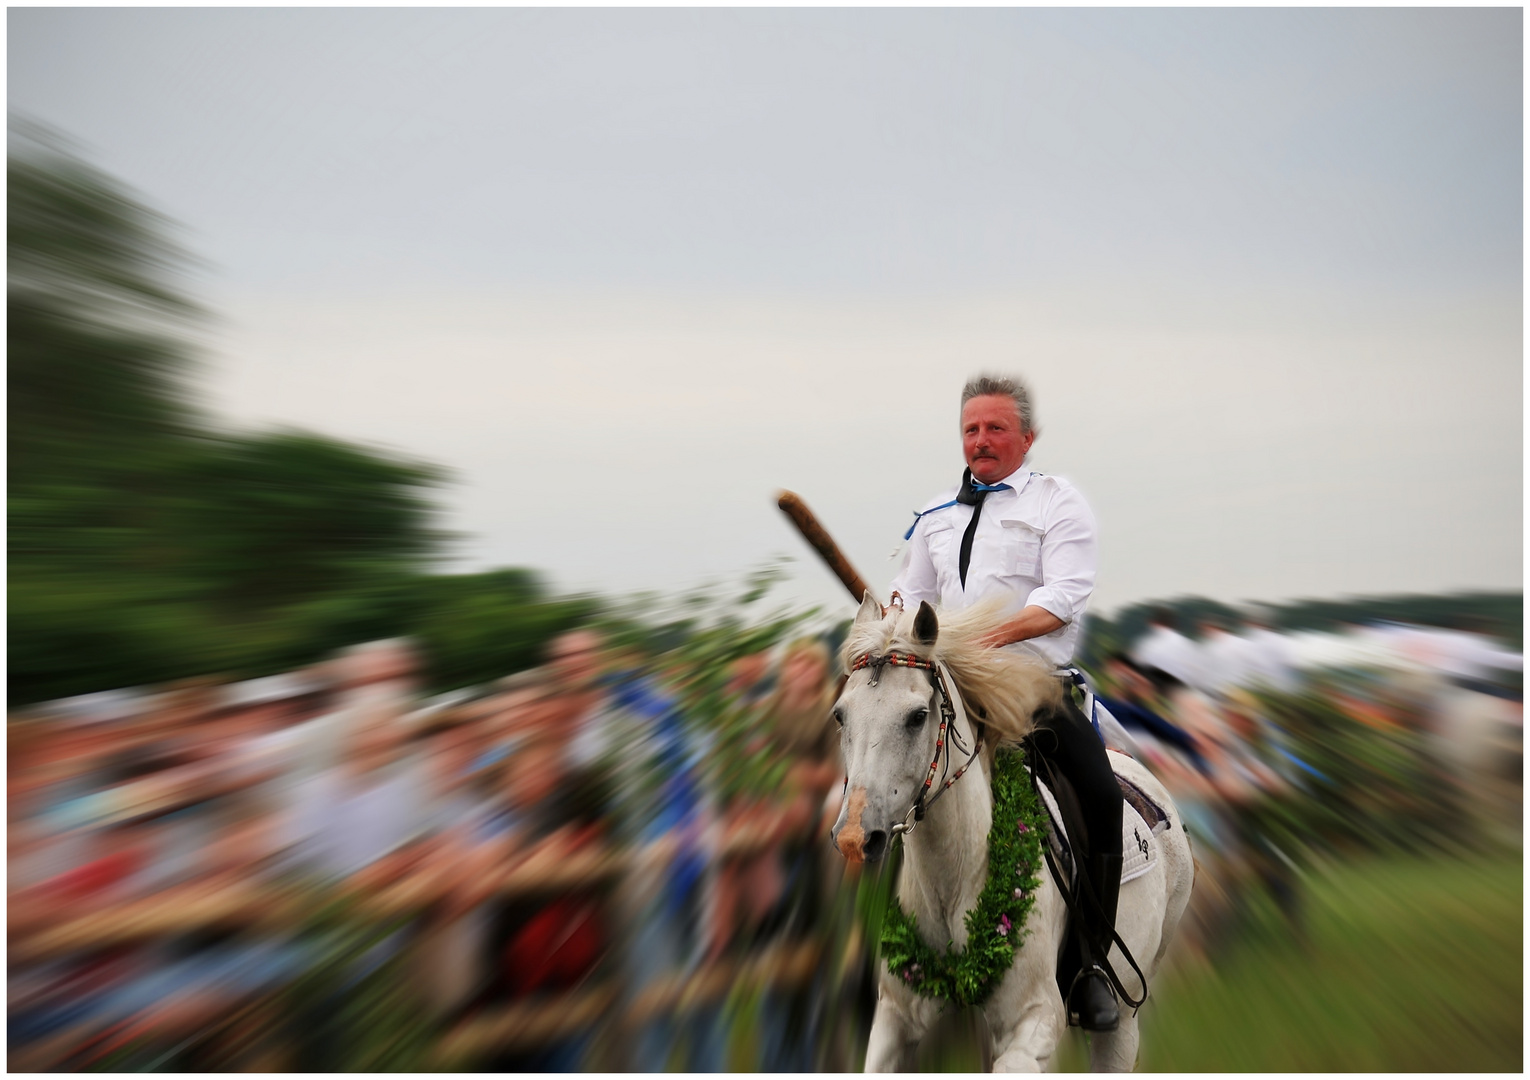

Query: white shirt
890;464;1098;669
1197;629;1255;697
1130;624;1206;689
1240;626;1300;693
1359;623;1522;681
286;761;426;880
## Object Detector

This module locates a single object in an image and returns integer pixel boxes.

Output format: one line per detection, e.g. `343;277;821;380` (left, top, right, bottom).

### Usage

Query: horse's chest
905;887;985;952
903;830;991;950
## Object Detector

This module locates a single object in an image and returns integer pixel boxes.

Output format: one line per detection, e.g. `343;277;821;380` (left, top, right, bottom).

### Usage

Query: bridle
847;650;984;837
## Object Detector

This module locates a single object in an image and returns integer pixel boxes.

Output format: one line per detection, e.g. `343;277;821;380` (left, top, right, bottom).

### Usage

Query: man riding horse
888;372;1125;1032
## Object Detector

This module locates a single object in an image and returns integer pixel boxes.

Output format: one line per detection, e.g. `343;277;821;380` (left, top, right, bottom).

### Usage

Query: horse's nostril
864;830;888;864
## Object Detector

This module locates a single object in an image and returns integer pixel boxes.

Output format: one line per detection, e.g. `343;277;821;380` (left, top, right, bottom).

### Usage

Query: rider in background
1097;653;1205;770
888;372;1125;1033
1131;608;1207;693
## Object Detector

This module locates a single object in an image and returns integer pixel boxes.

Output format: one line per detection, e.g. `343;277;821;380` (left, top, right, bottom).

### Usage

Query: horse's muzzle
831;786;892;864
860;829;889;863
832;785;868;863
833;824;890;864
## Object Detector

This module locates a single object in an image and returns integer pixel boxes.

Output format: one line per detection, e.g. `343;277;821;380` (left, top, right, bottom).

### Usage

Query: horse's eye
831;706;844;727
906;707;929;728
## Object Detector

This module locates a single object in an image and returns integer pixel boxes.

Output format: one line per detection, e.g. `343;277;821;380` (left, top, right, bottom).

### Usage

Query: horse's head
830;594;960;865
829;594;1064;864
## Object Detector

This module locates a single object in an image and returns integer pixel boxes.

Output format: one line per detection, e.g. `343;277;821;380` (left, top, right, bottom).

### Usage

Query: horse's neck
899;704;992;951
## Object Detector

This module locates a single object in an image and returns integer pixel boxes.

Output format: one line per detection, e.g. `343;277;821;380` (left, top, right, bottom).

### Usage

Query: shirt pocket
999;518;1043;582
921;518;960;594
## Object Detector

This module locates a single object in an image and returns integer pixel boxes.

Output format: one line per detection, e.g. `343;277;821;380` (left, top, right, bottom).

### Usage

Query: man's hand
981;605;1065;648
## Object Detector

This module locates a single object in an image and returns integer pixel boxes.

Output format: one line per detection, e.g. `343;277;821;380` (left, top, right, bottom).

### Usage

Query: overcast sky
10;8;1523;621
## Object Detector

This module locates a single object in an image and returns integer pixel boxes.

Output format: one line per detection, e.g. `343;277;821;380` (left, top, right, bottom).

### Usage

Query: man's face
783;648;827;697
549;630;603;688
1107;659;1150;701
729;653;770;696
961;394;1033;484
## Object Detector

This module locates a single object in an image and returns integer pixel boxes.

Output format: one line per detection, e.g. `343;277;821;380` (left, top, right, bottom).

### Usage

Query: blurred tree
8;123;624;704
8;124;552;703
1262;592;1522;650
9;120;201;475
407;569;597;692
173;430;443;613
10;121;218;700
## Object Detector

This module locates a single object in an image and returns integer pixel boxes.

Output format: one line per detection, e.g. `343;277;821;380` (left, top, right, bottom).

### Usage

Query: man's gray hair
960;373;1035;433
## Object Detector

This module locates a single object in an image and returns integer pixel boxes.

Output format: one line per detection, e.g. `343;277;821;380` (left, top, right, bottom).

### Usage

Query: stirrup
1065;963;1120;1032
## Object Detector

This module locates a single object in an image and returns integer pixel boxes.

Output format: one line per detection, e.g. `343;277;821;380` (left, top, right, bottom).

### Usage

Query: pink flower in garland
1017;821;1030;833
997;913;1012;937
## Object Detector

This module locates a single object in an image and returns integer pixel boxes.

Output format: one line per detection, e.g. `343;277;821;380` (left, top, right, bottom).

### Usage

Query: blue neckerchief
903;479;1013;540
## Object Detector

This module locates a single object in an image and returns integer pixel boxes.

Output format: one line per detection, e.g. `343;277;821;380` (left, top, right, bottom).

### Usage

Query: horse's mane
839;599;1063;744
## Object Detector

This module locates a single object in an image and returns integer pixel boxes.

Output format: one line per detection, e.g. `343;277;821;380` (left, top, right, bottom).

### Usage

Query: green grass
1120;851;1523;1072
889;851;1522;1071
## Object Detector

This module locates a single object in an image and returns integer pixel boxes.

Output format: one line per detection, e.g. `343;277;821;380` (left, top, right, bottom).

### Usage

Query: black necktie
955;468;1012;589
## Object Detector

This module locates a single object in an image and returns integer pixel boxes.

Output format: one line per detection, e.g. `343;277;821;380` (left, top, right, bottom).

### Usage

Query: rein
848;650;983;837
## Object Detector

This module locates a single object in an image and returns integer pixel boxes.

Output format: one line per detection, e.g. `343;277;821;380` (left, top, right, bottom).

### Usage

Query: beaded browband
850;651;935;676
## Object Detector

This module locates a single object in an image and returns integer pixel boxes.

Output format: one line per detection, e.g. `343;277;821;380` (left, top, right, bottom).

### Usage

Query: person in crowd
1132;608;1207;694
1196;614;1258;699
548;628;723;1070
1097;653;1205;769
548;629;623;836
284;697;428;888
1238;610;1301;695
414;712;518;1017
751;636;842;1071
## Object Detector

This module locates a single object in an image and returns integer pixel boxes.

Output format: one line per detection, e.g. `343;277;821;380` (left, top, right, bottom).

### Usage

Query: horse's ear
913;601;939;647
853;590;883;627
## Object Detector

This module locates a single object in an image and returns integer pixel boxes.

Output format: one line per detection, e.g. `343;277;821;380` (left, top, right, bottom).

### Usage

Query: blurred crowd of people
10;607;1520;1069
1092;610;1522;957
8;629;862;1072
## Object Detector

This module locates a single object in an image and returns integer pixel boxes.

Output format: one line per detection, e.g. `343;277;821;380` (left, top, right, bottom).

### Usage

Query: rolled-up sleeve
1024;483;1098;625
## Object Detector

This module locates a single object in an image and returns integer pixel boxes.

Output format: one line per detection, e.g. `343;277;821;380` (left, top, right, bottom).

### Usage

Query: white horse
830;595;1193;1072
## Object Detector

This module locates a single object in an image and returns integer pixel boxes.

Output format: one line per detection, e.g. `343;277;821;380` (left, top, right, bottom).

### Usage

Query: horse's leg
862;981;929;1072
988;993;1066;1073
986;885;1069;1073
1088;1012;1140;1073
1084;869;1161;1074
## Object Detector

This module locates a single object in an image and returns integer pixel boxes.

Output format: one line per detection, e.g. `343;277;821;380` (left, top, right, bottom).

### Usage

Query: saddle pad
1117;772;1172;837
1035;776;1165;886
1119;803;1157;885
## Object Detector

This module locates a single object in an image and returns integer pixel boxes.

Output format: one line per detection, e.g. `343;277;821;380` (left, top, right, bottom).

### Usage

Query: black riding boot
1067;852;1123;1032
1030;692;1128;1032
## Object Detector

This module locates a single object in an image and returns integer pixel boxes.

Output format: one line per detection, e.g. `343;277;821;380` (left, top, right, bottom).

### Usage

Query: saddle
1031;763;1172;887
